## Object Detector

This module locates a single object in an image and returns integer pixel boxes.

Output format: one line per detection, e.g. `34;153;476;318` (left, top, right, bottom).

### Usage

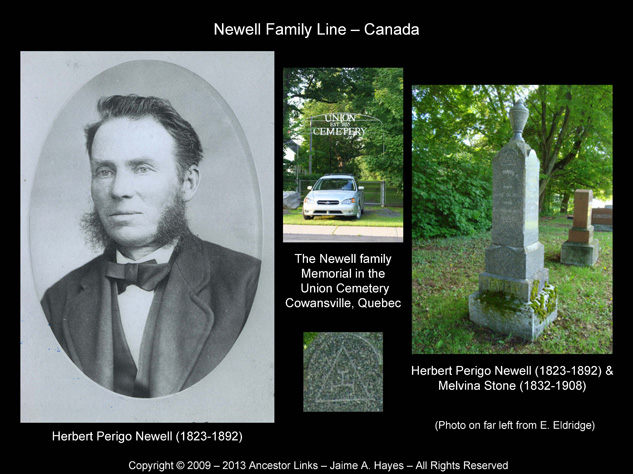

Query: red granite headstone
568;190;593;244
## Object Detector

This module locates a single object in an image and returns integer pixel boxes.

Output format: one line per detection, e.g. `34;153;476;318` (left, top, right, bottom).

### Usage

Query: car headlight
304;197;314;204
342;198;355;204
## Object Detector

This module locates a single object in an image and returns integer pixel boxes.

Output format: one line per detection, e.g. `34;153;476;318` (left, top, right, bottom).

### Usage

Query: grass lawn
412;215;613;354
284;205;404;227
304;332;318;351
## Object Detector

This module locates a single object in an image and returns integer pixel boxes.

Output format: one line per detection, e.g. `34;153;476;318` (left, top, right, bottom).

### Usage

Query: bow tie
105;259;171;294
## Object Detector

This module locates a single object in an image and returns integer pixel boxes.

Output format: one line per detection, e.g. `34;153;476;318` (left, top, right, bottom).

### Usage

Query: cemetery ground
412;215;613;354
283;204;404;227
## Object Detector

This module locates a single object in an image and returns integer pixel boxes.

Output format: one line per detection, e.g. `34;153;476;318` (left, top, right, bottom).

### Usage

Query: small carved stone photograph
303;332;383;412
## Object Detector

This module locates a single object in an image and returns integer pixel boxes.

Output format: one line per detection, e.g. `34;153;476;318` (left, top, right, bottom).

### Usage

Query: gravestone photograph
303;332;383;412
468;102;558;341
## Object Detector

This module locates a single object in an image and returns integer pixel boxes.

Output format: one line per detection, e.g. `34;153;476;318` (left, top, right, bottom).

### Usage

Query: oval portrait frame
22;52;273;422
30;59;262;295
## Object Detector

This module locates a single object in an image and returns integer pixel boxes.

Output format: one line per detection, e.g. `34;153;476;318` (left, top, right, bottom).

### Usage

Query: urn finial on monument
509;100;529;142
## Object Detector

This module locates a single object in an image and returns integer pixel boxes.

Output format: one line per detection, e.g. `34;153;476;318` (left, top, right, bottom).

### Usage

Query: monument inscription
303;332;383;412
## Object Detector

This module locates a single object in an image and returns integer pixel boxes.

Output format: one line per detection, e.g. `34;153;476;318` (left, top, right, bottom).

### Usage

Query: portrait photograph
21;52;274;422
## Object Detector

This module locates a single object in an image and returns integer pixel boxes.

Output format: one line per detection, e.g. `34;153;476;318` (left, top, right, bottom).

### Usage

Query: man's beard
80;194;189;253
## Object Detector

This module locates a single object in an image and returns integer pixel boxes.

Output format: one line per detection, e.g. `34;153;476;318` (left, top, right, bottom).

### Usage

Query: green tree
283;68;374;147
411;85;524;239
361;68;404;190
294;100;368;176
524;85;613;210
411;84;613;239
283;68;403;189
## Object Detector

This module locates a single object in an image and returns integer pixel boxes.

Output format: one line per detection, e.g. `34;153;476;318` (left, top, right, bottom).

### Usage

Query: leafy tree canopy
411;84;613;240
284;68;403;190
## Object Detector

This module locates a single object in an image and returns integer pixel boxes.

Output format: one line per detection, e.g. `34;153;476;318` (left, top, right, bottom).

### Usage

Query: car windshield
314;178;356;191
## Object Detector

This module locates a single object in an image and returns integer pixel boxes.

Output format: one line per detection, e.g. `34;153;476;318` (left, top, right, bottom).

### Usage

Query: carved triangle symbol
315;341;371;403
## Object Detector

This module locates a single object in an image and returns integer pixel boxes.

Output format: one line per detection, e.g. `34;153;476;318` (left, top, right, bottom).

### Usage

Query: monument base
468;285;558;342
561;240;599;266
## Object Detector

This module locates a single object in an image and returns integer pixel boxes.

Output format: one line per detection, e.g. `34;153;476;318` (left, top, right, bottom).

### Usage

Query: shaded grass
284;205;403;227
412;215;613;354
303;332;318;351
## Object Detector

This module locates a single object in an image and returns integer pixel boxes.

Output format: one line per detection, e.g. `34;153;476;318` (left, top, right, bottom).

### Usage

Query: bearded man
41;95;261;398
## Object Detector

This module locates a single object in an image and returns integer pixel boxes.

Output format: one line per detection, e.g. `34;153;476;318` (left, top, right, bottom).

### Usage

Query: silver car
302;174;365;220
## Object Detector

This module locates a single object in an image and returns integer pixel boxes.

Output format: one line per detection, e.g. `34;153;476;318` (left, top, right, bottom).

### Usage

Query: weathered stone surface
469;285;558;342
491;142;540;249
561;189;599;266
561;240;600;267
478;268;549;303
572;190;593;229
303;333;383;412
568;226;595;244
484;241;545;281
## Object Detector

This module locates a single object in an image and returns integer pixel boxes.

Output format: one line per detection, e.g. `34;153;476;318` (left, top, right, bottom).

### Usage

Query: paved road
282;224;403;243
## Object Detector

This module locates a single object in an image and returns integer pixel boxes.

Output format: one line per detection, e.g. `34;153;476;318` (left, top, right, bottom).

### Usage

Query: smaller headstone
561;190;599;266
283;191;302;210
303;333;383;412
591;207;613;232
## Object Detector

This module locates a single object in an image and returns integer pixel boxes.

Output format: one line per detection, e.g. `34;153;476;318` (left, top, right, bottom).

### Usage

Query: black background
17;18;621;472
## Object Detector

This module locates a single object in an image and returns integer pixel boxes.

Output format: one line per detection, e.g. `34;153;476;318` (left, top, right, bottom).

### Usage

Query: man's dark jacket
41;232;261;398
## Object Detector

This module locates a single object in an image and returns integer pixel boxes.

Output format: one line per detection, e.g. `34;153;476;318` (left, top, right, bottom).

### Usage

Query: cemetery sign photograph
282;67;404;242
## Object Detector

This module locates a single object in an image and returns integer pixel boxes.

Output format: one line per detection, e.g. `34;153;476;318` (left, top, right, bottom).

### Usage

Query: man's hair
85;95;203;179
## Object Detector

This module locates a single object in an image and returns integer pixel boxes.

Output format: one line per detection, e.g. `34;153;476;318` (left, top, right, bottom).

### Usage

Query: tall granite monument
303;332;383;412
469;101;558;341
561;189;599;266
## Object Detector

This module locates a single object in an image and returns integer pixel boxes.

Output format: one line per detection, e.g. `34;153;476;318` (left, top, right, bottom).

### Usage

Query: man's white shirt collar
116;242;177;265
